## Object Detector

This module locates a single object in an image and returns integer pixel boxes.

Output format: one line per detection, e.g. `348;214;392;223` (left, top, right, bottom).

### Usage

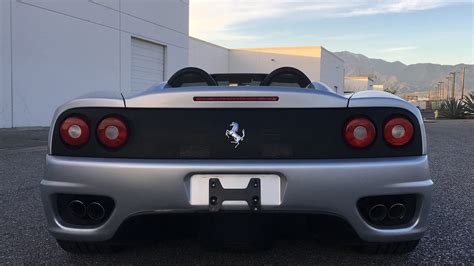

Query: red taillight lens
383;117;413;146
60;116;90;146
344;117;376;148
97;116;128;148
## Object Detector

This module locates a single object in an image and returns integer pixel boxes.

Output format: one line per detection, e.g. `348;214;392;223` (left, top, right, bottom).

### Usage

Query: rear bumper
41;155;432;243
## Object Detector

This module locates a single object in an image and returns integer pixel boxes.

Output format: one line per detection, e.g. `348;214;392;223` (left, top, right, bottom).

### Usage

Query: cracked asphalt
0;120;473;264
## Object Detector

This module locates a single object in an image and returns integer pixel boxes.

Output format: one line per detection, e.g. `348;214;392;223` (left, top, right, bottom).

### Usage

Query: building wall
344;77;374;93
187;44;344;94
233;47;322;57
2;2;346;129
228;49;321;81
373;84;385;91
2;0;189;127
188;37;229;73
320;48;344;94
0;0;12;128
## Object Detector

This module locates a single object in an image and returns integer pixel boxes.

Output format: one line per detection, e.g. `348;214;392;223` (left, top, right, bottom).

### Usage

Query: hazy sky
189;0;473;65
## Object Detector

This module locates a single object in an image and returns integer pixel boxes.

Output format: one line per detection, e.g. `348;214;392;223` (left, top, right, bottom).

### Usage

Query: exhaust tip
368;204;387;222
68;200;86;218
87;202;105;221
388;203;406;219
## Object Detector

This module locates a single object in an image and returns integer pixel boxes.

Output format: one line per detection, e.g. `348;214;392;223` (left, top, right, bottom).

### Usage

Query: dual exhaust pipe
368;203;406;222
68;200;105;221
68;199;405;223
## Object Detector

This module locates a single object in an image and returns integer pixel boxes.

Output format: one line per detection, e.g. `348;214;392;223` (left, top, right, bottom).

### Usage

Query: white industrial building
344;76;374;93
1;1;344;128
1;0;189;128
373;84;385;91
189;37;345;94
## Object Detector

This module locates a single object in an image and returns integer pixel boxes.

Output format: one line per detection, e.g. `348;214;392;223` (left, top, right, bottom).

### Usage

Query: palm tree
463;92;474;115
439;98;468;119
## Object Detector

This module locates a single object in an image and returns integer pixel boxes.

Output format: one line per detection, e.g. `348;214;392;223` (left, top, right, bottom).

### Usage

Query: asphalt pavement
0;120;473;264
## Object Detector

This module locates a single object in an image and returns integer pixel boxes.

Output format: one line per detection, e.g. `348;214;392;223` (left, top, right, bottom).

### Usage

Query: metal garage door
131;37;165;93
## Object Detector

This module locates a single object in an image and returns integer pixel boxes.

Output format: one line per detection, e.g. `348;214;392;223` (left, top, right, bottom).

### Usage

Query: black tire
56;240;125;254
354;239;420;254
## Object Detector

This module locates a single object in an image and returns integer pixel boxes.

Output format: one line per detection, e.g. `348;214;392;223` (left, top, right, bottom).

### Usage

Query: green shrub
463;92;474;115
439;99;468;119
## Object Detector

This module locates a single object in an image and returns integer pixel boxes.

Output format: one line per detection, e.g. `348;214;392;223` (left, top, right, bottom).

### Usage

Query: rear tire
354;239;420;254
56;240;125;254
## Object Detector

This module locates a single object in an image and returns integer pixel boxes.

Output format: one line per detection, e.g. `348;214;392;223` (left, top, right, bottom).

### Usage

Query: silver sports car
41;67;432;254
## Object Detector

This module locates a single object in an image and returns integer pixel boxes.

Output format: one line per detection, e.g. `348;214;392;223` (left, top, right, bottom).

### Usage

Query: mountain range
334;51;473;96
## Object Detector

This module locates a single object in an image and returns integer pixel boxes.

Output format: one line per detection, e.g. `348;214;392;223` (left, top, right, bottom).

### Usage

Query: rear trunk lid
123;86;349;108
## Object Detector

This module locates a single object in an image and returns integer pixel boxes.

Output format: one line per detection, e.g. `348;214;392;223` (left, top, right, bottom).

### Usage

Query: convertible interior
166;67;313;88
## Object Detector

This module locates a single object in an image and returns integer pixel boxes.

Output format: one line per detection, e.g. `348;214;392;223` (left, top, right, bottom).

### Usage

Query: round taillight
344;117;376;148
97;116;128;148
59;116;90;146
384;117;413;146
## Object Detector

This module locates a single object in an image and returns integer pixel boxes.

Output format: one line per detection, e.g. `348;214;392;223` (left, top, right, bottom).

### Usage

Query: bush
439;99;469;119
463;92;474;115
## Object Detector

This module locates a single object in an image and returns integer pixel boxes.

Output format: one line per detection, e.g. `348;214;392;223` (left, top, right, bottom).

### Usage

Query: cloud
189;0;469;44
382;46;420;52
339;0;454;16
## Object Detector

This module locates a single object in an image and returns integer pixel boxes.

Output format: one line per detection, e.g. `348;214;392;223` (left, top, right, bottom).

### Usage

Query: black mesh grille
51;107;422;159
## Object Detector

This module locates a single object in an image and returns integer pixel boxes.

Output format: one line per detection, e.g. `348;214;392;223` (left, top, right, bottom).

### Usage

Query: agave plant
439;99;468;119
463;92;474;115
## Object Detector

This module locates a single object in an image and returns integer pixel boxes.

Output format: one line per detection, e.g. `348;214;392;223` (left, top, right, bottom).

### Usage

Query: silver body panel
41;155;432;242
125;86;348;108
46;85;427;154
42;82;432;243
348;90;427;154
47;91;124;154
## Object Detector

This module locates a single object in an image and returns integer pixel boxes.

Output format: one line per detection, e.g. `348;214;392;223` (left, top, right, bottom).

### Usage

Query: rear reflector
193;96;279;102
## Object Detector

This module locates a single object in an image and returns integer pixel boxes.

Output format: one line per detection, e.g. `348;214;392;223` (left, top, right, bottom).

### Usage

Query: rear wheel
56;240;126;254
354;239;420;254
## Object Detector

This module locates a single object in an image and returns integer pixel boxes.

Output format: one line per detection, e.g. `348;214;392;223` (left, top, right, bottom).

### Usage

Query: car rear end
43;65;433;254
41;84;432;253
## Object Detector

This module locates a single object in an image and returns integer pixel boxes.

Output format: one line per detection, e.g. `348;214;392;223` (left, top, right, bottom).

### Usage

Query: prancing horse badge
225;122;245;148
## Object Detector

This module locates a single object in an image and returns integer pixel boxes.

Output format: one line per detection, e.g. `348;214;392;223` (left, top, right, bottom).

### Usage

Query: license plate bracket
209;178;261;212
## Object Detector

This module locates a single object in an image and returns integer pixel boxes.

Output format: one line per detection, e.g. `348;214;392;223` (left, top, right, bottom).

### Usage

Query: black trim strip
51;107;422;159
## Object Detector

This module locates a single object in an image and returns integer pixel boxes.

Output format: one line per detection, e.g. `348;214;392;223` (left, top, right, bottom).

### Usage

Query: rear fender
47;91;125;154
348;91;427;155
